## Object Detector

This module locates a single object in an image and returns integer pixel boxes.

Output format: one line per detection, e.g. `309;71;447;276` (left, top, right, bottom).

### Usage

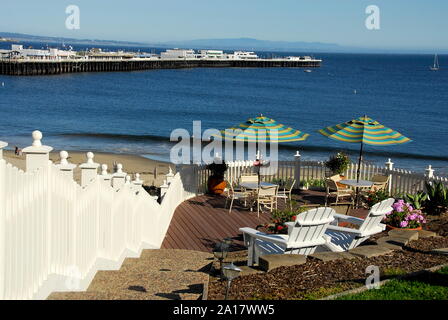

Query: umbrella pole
356;141;364;183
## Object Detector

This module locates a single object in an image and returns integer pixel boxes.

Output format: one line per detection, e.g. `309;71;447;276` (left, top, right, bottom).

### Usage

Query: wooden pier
0;58;321;76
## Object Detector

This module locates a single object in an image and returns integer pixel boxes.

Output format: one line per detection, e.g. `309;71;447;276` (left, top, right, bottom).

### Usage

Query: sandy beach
3;150;174;187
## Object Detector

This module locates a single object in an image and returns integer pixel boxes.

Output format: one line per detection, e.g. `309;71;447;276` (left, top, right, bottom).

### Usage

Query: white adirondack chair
239;207;335;266
324;198;395;252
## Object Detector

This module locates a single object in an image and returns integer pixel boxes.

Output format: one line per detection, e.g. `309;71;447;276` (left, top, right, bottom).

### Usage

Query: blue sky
0;0;447;50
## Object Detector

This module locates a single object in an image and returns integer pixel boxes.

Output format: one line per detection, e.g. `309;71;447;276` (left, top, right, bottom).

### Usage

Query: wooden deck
161;190;369;253
161;195;272;253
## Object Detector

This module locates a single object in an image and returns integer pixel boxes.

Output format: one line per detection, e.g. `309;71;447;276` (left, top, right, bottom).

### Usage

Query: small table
240;182;278;190
339;179;374;208
339;179;373;189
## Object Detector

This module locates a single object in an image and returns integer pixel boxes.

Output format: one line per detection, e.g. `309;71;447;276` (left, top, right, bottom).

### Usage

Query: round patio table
339;179;373;189
339;179;374;208
239;182;278;190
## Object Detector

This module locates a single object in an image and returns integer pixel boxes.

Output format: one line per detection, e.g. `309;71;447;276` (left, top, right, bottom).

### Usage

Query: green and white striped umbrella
217;115;309;143
319;115;411;181
318;115;411;146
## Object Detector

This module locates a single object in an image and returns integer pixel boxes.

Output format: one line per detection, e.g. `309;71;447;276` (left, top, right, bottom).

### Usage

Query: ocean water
0;44;447;175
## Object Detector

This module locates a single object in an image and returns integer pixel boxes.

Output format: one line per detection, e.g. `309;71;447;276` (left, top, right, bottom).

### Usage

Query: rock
387;229;419;242
309;251;358;262
417;230;437;238
179;293;202;300
239;266;264;276
376;237;404;250
258;254;306;272
349;245;394;258
431;248;448;255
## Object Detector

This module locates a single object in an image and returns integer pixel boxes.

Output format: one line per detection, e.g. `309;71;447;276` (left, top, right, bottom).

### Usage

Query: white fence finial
86;152;94;164
166;167;175;184
32;130;43;147
0;141;8;159
385;158;394;170
60;150;69;165
294;150;301;158
22;130;54;172
101;164;108;175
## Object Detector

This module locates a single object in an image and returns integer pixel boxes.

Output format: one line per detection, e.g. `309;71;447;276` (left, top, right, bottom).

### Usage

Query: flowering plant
383;199;426;229
365;189;390;208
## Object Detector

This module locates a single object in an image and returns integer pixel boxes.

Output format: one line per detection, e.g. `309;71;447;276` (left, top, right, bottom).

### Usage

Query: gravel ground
426;214;448;237
208;236;448;300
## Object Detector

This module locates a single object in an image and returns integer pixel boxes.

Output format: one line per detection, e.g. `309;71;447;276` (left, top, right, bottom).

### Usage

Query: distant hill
159;37;341;52
0;32;342;52
0;32;446;54
0;32;148;47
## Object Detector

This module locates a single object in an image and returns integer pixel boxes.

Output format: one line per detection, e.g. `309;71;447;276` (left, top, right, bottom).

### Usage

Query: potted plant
325;152;351;177
206;161;228;195
384;199;427;231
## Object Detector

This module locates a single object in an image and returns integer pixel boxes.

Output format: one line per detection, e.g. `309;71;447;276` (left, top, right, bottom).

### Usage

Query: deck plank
162;195;271;253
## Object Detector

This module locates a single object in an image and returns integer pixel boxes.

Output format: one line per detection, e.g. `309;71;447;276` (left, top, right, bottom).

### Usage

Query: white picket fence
0;132;195;300
189;156;448;196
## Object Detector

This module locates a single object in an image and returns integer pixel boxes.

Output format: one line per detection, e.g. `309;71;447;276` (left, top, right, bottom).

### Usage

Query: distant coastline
1;31;447;54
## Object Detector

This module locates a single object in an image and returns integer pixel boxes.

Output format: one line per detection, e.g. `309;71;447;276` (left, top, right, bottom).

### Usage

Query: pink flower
400;221;408;228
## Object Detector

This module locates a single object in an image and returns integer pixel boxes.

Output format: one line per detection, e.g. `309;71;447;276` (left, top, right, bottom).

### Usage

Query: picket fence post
0;141;7;159
385;158;394;195
100;164;112;185
22;130;53;172
79;152;100;188
56;151;77;179
425;165;435;179
132;173;143;190
294;151;301;189
111;163;126;189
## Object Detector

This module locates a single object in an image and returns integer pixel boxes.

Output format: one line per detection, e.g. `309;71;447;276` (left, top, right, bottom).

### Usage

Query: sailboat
430;54;440;71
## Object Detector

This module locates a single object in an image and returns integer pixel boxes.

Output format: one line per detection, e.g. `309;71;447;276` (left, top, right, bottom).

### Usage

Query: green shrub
365;189;390;208
404;192;428;210
423;181;448;215
300;179;326;189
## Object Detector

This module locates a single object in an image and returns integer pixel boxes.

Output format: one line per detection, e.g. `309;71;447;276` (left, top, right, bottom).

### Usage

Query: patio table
239;182;278;190
339;179;374;208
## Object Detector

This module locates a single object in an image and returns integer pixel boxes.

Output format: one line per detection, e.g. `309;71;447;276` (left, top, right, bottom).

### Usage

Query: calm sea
0;42;447;174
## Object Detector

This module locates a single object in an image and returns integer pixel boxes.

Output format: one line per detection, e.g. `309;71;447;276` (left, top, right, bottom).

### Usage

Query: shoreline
3;149;174;187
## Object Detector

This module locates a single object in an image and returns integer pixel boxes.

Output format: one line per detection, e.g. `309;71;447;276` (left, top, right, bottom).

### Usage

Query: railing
0;132;194;299
188;156;448;196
